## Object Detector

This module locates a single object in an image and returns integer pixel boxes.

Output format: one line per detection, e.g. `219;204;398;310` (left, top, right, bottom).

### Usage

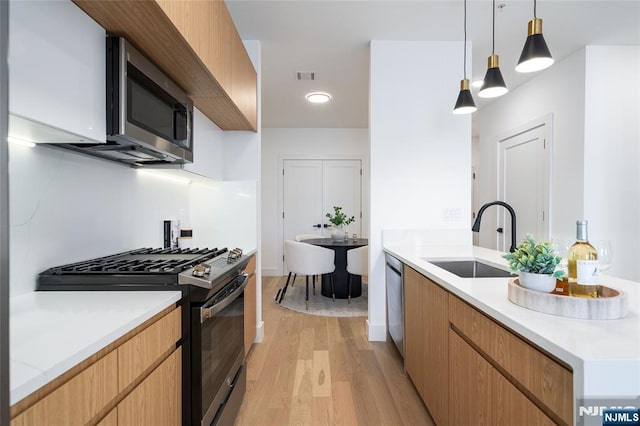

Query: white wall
583;46;640;281
260;127;368;276
369;40;472;340
476;48;587;249
9;144;191;296
476;46;640;281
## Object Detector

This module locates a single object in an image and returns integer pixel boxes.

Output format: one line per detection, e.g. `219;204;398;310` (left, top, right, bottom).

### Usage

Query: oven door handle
200;274;249;323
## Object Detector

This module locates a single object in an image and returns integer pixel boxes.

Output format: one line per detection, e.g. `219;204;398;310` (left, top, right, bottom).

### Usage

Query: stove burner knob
192;265;206;277
202;263;211;275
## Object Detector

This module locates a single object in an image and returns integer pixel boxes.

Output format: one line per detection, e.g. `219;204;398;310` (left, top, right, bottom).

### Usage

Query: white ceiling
227;0;640;129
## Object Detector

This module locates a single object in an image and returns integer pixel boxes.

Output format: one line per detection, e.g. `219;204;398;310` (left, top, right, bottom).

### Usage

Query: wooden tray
507;278;628;320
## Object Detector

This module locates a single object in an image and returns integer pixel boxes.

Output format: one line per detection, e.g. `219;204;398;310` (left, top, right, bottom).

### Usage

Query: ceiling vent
296;71;315;81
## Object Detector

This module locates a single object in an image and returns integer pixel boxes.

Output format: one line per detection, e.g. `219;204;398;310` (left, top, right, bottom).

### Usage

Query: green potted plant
325;206;355;242
502;233;563;292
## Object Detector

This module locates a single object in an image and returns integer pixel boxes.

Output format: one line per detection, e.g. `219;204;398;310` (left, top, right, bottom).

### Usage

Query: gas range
37;247;248;294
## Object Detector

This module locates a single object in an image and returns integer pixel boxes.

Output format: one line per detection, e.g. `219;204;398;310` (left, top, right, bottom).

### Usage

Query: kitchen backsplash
9;142;257;296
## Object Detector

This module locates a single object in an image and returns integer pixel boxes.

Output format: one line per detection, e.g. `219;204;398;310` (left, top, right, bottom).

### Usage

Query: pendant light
515;0;554;73
453;0;477;114
478;0;508;98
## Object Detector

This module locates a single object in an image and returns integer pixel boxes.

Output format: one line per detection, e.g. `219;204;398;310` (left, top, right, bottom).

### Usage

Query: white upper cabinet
182;108;224;181
9;0;105;143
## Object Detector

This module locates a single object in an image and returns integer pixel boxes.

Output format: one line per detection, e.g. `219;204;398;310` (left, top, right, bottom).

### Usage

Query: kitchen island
384;242;640;425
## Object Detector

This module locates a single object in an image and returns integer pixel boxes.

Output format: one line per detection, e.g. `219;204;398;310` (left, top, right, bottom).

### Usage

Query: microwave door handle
200;274;249;323
173;107;188;143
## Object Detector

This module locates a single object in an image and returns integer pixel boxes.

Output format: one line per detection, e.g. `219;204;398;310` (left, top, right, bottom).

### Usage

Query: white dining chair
346;246;368;303
278;240;335;309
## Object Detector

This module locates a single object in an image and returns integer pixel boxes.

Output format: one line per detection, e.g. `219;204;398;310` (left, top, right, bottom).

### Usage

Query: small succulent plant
325;206;355;226
502;233;563;278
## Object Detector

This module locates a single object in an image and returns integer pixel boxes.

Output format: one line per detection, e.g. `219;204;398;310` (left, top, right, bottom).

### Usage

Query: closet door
282;159;362;272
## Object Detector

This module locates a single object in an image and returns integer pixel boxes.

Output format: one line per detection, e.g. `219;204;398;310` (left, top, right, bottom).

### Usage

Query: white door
283;160;324;241
283;159;362;270
322;160;362;237
498;121;551;251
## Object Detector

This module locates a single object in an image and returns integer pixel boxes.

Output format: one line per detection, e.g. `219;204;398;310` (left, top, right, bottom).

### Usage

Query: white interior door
498;122;550;251
322;160;362;237
282;159;362;272
283;160;324;243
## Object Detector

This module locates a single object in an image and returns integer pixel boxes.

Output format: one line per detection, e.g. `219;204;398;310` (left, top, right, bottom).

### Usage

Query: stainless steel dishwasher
385;253;404;357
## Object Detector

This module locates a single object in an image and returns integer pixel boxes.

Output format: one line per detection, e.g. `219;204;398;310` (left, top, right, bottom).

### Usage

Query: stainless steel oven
192;272;248;426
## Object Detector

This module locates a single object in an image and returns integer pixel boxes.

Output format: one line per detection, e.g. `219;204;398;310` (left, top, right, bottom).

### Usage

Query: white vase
330;224;346;242
519;271;556;293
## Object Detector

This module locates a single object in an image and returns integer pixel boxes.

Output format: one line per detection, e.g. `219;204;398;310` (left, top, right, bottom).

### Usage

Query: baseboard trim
367;320;387;341
254;321;264;343
261;267;280;277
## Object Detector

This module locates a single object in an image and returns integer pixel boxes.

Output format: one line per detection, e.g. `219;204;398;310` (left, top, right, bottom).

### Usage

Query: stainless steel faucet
472;201;517;253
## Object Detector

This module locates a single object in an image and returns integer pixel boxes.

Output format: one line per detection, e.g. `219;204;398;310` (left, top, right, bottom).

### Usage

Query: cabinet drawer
118;307;181;392
117;347;182;425
11;350;118;426
449;295;573;425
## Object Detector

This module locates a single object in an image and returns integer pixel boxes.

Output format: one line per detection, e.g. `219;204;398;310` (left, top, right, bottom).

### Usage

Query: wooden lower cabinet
244;254;257;357
11;306;182;426
449;330;554;425
117;347;182;425
402;265;574;426
404;266;425;397
403;266;449;425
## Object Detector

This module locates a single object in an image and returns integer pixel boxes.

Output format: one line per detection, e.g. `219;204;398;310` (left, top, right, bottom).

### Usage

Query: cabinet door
244;272;257;357
117;347;182;426
403;266;424;397
449;330;554;426
9;0;105;143
422;276;449;426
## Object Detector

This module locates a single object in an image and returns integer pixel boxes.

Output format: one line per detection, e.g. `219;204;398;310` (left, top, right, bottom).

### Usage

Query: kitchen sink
426;260;516;278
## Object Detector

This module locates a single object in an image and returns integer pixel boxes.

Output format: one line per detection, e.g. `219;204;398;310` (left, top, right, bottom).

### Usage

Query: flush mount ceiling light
306;92;331;104
453;0;477;115
516;0;554;73
478;0;508;99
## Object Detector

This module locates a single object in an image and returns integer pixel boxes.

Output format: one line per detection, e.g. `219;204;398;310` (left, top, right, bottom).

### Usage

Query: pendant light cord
534;0;537;19
491;0;496;54
463;0;467;79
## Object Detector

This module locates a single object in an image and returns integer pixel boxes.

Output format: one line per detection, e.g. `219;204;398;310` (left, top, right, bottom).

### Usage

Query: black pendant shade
478;55;508;98
453;79;477;114
452;0;476;115
516;18;554;73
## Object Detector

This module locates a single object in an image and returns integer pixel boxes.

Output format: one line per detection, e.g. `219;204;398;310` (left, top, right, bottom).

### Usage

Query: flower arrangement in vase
325;206;355;242
502;233;563;292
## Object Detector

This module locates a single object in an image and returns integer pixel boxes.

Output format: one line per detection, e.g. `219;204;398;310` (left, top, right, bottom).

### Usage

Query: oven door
193;273;248;426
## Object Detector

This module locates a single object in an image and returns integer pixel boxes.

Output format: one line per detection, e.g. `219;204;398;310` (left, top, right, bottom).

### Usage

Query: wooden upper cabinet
72;0;257;131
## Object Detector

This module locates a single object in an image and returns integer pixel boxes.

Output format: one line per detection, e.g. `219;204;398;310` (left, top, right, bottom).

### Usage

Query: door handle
312;224;321;228
323;224;330;228
496;227;504;233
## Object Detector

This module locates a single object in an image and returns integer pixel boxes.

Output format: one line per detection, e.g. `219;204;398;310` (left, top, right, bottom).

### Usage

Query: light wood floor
234;276;433;426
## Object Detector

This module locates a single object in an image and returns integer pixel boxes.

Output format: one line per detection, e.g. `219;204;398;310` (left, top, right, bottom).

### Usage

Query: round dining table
304;238;368;299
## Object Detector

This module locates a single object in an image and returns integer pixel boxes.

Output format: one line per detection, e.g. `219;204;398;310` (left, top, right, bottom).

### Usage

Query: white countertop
384;243;640;399
10;290;182;406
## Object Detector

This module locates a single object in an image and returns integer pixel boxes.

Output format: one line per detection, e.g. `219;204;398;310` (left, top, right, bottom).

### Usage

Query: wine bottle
567;220;599;298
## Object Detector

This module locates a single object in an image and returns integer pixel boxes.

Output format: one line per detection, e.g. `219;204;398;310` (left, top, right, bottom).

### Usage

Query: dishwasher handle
385;254;403;276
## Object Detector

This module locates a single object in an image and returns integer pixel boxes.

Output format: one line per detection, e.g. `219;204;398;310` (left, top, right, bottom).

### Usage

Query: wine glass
593;240;613;274
551;238;571;275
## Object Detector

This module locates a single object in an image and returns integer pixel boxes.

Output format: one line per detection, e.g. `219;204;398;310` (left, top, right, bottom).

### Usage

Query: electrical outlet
442;208;462;221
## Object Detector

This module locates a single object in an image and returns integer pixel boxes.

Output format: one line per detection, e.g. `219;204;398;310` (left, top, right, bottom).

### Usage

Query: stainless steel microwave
104;37;193;165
